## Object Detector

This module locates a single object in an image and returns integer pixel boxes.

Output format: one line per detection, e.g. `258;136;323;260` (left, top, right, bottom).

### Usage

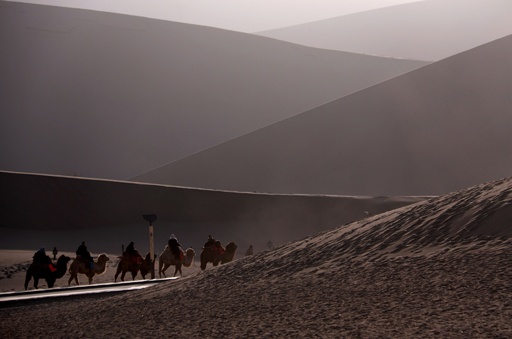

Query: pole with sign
143;214;157;279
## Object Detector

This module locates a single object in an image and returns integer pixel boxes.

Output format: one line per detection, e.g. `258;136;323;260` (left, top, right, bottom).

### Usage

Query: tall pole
143;214;157;279
149;221;155;279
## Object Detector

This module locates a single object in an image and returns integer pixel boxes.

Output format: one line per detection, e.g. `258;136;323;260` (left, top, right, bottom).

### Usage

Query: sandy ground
1;241;511;338
1;177;511;337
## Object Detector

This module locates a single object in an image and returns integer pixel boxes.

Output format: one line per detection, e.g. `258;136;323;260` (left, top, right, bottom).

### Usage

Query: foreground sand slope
1;177;511;337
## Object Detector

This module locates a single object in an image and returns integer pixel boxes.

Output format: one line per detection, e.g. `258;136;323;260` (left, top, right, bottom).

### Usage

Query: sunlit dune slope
132;34;512;196
0;2;427;180
258;0;512;61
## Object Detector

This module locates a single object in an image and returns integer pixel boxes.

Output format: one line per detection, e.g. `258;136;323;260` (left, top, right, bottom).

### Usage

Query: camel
221;242;238;264
115;252;153;282
245;245;254;256
139;252;153;279
158;246;195;278
24;254;71;290
68;253;110;286
200;241;237;270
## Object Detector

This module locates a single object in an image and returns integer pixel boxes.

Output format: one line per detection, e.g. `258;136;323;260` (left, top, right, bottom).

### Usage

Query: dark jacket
126;242;137;256
76;244;92;260
33;249;51;265
168;238;181;259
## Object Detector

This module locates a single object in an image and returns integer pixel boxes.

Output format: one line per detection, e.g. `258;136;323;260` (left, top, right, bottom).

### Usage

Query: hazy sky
5;0;424;32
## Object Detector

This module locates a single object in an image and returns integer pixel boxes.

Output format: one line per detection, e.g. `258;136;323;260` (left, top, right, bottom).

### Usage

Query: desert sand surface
258;0;512;61
133;33;512;196
1;177;511;337
0;1;427;181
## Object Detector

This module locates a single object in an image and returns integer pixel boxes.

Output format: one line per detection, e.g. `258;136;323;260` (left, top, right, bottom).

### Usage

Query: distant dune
1;176;511;337
0;170;426;254
132;34;512;196
258;0;512;61
2;0;425;33
0;2;427;181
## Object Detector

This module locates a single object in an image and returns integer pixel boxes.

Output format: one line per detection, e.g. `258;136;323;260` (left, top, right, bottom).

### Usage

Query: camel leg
68;274;77;286
47;277;56;288
173;263;182;277
24;268;33;290
173;264;182;277
161;263;170;278
162;263;171;278
114;266;121;282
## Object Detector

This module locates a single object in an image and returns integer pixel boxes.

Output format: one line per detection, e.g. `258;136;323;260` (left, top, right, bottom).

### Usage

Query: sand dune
0;2;427;181
0;170;426;254
133;34;512;196
258;0;512;61
1;177;511;337
4;0;424;33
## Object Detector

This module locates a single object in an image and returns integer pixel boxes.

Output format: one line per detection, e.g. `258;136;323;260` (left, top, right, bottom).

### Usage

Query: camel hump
226;242;237;251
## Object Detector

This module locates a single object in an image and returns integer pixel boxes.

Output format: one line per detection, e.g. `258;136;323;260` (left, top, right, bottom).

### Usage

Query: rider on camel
204;235;225;256
204;235;215;248
32;248;57;272
76;241;94;269
168;234;183;261
123;241;141;264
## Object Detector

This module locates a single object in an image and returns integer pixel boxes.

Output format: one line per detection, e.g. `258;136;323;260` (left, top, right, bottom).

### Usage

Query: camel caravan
24;235;238;290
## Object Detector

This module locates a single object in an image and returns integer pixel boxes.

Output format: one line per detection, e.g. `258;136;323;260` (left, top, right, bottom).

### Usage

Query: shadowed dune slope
0;171;426;253
258;0;512;61
0;2;427;181
133;34;512;196
1;177;511;337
